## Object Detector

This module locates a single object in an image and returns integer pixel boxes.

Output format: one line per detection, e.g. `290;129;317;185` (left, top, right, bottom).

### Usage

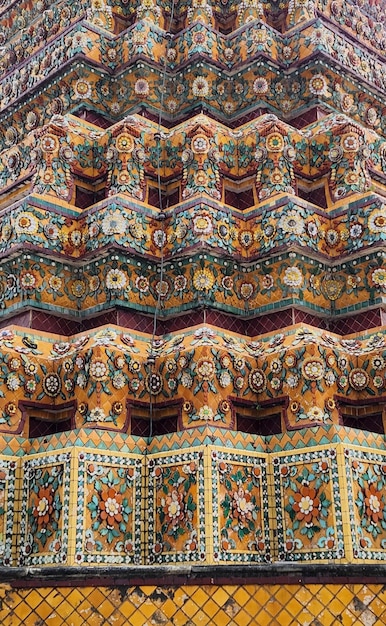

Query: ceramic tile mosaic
147;448;206;564
8;438;386;567
210;448;270;563
1;0;386;616
75;450;143;565
0;456;17;566
0;583;385;626
0;323;385;437
273;447;344;561
18;451;71;566
344;446;386;561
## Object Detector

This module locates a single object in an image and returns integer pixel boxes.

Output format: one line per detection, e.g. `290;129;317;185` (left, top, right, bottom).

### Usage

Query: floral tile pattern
0;323;385;435
345;447;386;561
147;449;206;564
18;452;71;566
211;449;270;563
6;438;386;567
0;0;386;618
273;448;344;561
0;456;17;566
2;13;386;144
0;246;384;321
75;451;142;565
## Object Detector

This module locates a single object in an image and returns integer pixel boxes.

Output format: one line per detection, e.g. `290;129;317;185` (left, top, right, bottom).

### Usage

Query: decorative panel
18;452;71;566
211;448;270;563
273;448;344;561
75;450;143;565
147;448;206;564
0;456;17;566
345;447;386;561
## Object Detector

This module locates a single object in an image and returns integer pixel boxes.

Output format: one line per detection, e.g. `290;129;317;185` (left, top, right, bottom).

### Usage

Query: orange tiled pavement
0;583;385;625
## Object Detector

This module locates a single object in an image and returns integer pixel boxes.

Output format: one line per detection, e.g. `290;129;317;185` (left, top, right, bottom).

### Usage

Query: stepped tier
2;113;386;204
2;52;386;140
0;248;385;323
1;0;386;143
0;323;384;435
0;111;384;332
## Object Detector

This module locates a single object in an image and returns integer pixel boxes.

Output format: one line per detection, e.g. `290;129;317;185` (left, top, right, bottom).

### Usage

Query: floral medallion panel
0;456;17;566
211;449;270;563
147;449;205;564
273;448;344;561
19;452;71;565
345;447;386;561
75;451;142;565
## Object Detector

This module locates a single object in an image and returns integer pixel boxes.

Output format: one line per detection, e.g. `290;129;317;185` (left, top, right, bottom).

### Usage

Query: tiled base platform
0;573;385;625
2;427;386;568
1;426;386;624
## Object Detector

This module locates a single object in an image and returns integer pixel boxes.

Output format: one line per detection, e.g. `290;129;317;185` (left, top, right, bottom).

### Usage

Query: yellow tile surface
0;583;385;625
